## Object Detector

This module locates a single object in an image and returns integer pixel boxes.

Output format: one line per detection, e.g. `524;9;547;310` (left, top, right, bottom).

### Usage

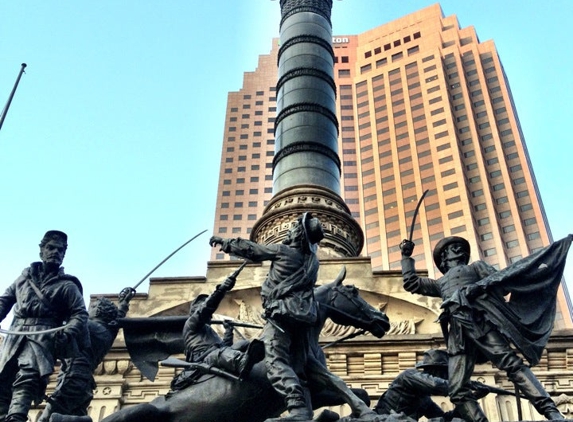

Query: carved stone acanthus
251;185;364;257
95;359;133;376
280;0;333;27
233;298;419;337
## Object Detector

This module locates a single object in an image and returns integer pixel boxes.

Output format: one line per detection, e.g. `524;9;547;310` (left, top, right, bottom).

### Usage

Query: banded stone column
251;0;363;257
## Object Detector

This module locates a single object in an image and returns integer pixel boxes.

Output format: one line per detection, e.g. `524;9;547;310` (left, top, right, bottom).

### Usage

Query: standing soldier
0;231;88;422
38;288;135;422
399;235;571;421
210;213;325;421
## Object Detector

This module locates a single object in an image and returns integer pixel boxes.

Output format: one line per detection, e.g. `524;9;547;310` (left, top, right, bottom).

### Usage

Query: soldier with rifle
374;349;491;420
38;288;136;422
169;262;264;392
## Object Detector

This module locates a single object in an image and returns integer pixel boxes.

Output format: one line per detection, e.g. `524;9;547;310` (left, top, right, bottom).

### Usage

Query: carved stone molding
277;35;335;65
251;185;364;257
275;103;339;135
280;0;333;27
275;66;337;97
271;140;341;173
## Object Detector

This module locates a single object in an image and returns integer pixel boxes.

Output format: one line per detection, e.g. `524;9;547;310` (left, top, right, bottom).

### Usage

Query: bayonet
160;356;240;382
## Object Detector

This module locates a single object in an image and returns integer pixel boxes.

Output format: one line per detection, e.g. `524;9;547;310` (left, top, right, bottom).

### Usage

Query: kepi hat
415;349;448;368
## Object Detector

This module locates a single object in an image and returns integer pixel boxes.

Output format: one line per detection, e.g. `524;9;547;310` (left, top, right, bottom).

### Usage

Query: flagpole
0;63;27;133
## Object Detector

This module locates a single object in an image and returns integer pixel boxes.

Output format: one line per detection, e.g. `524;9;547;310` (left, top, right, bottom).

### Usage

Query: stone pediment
118;257;442;338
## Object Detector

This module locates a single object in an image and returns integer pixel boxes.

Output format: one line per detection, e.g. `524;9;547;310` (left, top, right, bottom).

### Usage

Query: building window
516;190;529;198
480;232;493;241
506;240;519;249
483;248;496;257
478;218;490;226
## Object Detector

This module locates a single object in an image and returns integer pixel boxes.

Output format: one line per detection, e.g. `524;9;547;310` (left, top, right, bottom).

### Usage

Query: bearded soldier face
440;242;469;272
282;222;304;246
39;239;66;267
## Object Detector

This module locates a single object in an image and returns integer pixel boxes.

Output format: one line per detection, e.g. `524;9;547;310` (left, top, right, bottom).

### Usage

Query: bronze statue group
0;218;571;422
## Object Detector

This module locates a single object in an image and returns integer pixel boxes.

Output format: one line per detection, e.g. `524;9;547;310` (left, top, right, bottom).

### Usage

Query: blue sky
0;1;572;310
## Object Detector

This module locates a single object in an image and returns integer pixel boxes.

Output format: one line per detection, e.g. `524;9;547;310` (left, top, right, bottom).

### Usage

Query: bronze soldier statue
399;235;571;421
210;213;323;421
170;266;264;392
210;213;378;422
38;288;135;422
374;349;489;420
0;231;89;422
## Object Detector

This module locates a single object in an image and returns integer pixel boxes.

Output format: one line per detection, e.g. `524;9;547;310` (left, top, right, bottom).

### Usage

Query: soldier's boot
281;405;314;421
6;386;35;422
455;401;488;422
314;410;339;422
265;396;313;422
237;339;265;380
37;402;53;422
509;367;564;420
49;414;93;422
5;413;27;422
0;378;12;422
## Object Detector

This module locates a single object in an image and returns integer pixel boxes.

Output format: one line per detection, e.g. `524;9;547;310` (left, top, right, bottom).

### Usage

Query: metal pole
0;63;27;133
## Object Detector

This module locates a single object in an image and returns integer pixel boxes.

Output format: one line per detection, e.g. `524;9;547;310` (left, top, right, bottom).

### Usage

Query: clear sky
0;1;572;316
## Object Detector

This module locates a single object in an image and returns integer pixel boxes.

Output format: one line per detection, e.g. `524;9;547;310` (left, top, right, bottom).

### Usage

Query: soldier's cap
432;236;470;269
415;349;449;368
189;294;208;310
301;212;324;245
41;230;68;245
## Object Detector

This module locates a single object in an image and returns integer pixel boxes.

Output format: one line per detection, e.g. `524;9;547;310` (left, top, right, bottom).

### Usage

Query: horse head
314;266;390;339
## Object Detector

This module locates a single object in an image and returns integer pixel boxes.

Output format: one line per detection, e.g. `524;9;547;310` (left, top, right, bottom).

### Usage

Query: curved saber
0;326;66;336
132;229;207;291
408;189;429;241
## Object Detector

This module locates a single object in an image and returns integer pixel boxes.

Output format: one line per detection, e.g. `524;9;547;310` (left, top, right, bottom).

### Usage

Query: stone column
251;0;364;257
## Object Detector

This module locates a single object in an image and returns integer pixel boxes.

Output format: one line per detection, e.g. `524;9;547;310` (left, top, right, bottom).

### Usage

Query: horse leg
307;364;374;418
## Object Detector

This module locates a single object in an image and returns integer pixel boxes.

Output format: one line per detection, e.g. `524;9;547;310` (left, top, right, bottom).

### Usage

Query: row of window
363;31;421;60
222;188;272;196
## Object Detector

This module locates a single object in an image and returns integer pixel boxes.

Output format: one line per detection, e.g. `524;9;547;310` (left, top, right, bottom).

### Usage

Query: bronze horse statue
98;268;390;422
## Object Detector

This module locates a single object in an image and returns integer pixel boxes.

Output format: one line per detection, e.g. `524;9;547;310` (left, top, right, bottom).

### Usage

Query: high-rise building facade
211;4;572;326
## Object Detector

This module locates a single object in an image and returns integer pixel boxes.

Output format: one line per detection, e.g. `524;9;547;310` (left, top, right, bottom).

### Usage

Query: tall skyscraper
211;4;572;325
